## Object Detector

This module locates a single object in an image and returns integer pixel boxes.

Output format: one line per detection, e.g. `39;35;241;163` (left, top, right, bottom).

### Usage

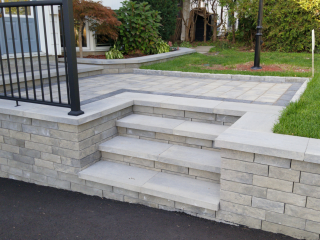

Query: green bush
133;0;179;41
180;41;192;48
117;1;161;54
105;45;124;59
153;39;170;54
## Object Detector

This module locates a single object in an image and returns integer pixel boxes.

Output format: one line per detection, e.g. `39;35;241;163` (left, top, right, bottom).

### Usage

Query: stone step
116;114;229;141
99;136;221;173
78;161;220;211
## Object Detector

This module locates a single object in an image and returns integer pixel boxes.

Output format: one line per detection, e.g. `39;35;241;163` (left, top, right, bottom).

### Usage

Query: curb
133;69;310;83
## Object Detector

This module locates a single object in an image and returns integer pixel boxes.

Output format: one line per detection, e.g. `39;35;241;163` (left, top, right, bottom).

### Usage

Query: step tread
79;161;220;211
100;136;220;173
116;114;229;140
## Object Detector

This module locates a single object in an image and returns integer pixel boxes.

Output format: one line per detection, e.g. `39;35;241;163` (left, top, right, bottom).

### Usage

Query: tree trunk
203;9;207;42
232;12;235;44
213;13;217;42
79;20;83;58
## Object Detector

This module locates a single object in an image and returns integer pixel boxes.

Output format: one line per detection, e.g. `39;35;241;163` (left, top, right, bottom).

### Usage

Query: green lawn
141;49;315;77
142;49;320;139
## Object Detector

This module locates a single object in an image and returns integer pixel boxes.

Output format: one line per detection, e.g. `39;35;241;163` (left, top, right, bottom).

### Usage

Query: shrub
133;0;179;41
117;1;161;54
180;41;192;48
105;45;124;59
153;39;170;54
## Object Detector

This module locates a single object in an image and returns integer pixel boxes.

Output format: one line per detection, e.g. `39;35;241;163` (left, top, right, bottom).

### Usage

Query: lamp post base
251;66;262;70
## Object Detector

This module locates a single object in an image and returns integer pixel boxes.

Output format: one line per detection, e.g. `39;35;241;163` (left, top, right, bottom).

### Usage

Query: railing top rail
0;0;63;8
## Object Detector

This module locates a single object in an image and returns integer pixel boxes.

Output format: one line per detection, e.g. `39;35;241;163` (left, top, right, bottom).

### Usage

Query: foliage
105;45;124;59
209;41;232;51
180;41;193;48
153;39;170;54
294;0;320;18
73;0;121;58
133;0;179;41
141;49;314;78
116;1;161;54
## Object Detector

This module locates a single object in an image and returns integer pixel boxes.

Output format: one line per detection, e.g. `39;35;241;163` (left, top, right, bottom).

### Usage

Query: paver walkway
194;46;214;54
0;178;295;240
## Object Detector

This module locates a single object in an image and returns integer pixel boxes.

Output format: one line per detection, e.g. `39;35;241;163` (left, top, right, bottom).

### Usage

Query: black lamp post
251;0;263;70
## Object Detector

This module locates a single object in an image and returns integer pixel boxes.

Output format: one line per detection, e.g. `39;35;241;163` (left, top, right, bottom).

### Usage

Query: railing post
62;0;84;116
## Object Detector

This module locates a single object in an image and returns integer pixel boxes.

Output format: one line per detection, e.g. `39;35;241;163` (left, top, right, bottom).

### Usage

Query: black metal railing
0;0;84;116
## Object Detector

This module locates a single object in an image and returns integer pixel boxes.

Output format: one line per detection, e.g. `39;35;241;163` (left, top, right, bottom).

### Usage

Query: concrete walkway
194;46;214;54
0;178;295;240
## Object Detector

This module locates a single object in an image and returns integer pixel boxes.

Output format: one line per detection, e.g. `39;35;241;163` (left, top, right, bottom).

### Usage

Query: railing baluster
9;7;21;98
1;7;14;97
51;4;62;103
33;5;45;101
17;7;29;99
25;6;37;100
0;9;7;97
59;5;70;105
42;5;53;102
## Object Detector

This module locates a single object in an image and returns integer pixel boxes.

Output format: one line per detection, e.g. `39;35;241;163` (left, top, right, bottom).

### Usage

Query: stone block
221;179;267;198
306;221;320;234
10;116;31;124
221;169;253;184
220;190;252;206
58;172;85;185
294;183;320;198
216;211;262;229
19;147;41;158
267;189;306;207
300;172;320;187
25;141;52;153
4;137;25;147
252;197;284;213
185;137;212;148
60;140;80;151
124;196;158;208
133;105;154;114
0;150;13;160
2;144;19;154
220;200;266;220
254;154;291;169
86;181;113;192
49;129;78;141
54;163;79;175
307;197;320;211
48;177;71;190
8;159;32;172
41;152;61;163
185;111;216;121
189;168;220;181
127;129;156;138
0;157;8;165
103;191;124;201
71;183;103;197
58;123;79;133
222;158;268;176
117;127;126;134
52;147;79;159
291;160;320;174
0;171;8;178
13;153;34;165
269;166;300;182
155;161;188;174
154;108;184;117
2;121;22;131
123;156;154;168
0;128;10;137
216;114;239;123
139;193;174;207
31;134;59;146
266;211;307;230
221;149;254;162
262;221;319;240
22;125;50;136
175;201;215;216
0;113;10;121
32;119;58;129
23;171;47;183
113;187;139;198
253;175;293;193
35;158;54;169
10;130;30;141
94;120;115;135
33;165;58;178
102;152;124;161
285;204;320;222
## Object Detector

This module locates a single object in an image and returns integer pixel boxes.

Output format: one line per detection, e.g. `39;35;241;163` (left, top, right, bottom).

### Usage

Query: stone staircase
78;113;229;213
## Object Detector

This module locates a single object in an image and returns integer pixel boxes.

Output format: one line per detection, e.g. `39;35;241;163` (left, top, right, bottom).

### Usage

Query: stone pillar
181;0;191;41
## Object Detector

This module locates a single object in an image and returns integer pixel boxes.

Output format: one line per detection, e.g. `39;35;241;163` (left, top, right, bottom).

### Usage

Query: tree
73;0;121;58
203;0;225;42
294;0;320;17
133;0;179;41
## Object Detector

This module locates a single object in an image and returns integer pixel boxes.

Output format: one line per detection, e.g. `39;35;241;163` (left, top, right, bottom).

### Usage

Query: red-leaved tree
73;0;121;58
